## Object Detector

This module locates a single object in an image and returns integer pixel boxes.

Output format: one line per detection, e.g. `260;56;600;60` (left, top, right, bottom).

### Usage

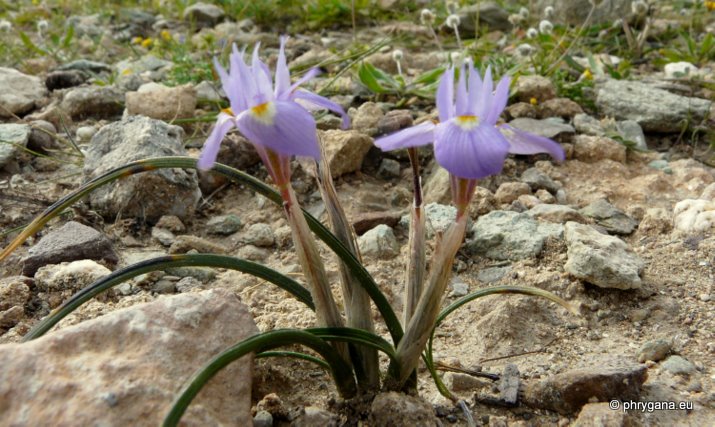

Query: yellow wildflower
141;38;153;48
706;1;715;11
529;97;538;106
160;30;172;41
582;68;593;80
131;36;143;45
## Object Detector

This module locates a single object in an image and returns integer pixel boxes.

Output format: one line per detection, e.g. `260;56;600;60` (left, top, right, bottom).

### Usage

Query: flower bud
420;8;435;25
539;19;554;35
517;43;535;56
631;0;648;16
544;6;555;19
446;14;461;28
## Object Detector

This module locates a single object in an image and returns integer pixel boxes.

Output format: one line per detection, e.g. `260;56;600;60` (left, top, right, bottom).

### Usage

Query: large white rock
0;67;47;117
564;222;644;289
0;289;258;426
673;199;715;233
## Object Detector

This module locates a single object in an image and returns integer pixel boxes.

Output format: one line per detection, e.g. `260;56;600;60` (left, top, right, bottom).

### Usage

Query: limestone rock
537;0;634;26
523;358;648;414
350;102;384;136
595;79;711;132
457;2;512;33
573;135;627;164
358;224;399;259
521;167;561;194
0;67;47;117
423;165;451;205
0;124;30;168
564;222;644;289
538;97;584;119
580;199;638;235
320;130;374;177
637;339;672;363
494;182;531;205
528;204;586;224
21;221;118;277
514;75;556;103
573;403;632;427
468;210;563;260
0;289;257;426
82;116;200;223
182;2;225;28
369;392;439;427
125;82;197;121
61;85;124;120
673;199;715;233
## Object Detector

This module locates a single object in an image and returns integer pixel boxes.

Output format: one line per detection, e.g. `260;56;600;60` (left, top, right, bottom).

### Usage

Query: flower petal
436;66;455;122
287;67;321;96
374;121;436;151
455;64;468;116
235;100;321;159
251;43;274;104
466;60;482;115
213;57;244;113
475;66;493;119
434;121;510;179
198;112;235;170
291;89;350;129
499;124;565;162
275;35;291;98
231;44;259;108
484;76;510;125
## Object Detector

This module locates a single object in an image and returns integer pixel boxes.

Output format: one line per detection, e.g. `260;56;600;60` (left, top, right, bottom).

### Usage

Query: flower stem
403;148;426;326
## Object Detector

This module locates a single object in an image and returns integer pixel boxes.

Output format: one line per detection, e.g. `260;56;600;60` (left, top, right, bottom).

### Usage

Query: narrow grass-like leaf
256;351;330;370
0;157;403;345
308;327;397;363
163;329;357;427
23;254;313;341
17;30;49;56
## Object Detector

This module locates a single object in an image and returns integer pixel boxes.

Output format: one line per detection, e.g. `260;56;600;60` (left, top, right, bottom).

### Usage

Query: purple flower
375;62;564;180
198;36;350;171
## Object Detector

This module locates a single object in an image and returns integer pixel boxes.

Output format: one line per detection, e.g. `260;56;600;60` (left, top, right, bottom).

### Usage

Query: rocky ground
1;0;714;426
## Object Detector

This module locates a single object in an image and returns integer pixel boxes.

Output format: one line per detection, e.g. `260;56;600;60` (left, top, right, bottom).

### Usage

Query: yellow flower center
221;107;234;116
249;102;276;125
455;115;479;130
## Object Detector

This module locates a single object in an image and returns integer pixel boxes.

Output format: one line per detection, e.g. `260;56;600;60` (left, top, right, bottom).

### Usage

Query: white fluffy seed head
544;6;555;19
612;18;623;29
392;49;404;62
0;19;11;32
519;7;530;19
526;28;538;39
450;51;464;66
37;19;49;32
446;1;458;14
631;0;648;16
539;19;554;35
508;14;524;25
446;14;461;28
517;43;535;56
420;8;435;25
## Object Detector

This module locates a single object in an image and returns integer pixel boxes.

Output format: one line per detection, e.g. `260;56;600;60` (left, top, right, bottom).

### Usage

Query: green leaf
410;67;445;86
256;351;330;370
358;62;389;93
22;254;314;341
17;30;48;56
62;25;75;49
163;330;357;426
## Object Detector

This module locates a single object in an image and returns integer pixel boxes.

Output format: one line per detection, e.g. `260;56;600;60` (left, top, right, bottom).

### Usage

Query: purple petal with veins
198;113;235;170
292;89;350;129
499;124;565;162
434;120;510;179
374;121;436;151
235;100;321;159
